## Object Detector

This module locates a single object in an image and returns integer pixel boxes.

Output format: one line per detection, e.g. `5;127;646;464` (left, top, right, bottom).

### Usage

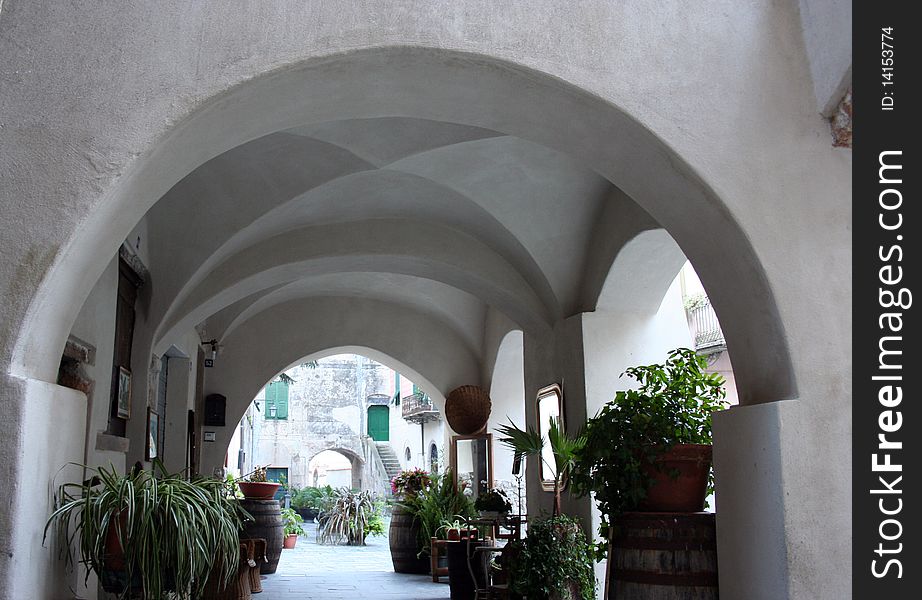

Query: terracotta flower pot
283;533;298;549
237;481;280;499
638;443;712;512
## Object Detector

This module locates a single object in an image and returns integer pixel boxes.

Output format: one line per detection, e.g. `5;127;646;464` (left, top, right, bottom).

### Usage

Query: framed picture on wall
116;366;132;419
146;408;159;461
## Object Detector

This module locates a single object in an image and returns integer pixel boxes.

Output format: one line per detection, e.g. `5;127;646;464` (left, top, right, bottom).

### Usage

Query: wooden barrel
240;499;284;574
608;512;718;599
389;504;430;574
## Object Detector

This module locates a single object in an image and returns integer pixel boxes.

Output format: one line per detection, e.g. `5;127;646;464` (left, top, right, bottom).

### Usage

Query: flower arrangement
390;468;431;498
474;487;512;514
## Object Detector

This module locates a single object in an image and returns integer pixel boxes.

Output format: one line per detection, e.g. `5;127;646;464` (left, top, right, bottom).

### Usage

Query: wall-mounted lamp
201;338;219;365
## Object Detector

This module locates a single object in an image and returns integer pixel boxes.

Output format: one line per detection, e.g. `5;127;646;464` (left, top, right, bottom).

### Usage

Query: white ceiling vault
142;116;669;386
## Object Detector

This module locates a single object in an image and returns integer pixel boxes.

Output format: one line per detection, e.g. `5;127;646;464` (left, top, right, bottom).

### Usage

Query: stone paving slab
256;520;451;599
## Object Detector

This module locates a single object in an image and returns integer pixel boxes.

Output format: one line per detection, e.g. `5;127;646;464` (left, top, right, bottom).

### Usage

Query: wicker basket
445;385;492;435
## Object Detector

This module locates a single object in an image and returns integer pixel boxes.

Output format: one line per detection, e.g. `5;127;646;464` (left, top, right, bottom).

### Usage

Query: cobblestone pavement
257;520;451;599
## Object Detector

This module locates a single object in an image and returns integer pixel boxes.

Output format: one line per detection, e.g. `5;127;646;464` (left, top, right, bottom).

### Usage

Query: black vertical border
854;2;918;597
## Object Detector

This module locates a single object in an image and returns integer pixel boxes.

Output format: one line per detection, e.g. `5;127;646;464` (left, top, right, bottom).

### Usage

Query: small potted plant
474;487;512;519
571;348;728;534
436;516;477;542
237;465;281;500
281;507;305;549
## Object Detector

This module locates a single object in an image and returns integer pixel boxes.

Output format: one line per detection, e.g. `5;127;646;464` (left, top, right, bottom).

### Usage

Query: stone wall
244;355;443;497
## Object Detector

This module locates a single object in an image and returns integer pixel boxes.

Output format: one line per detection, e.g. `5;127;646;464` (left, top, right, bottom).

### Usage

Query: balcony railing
687;297;726;353
402;392;440;424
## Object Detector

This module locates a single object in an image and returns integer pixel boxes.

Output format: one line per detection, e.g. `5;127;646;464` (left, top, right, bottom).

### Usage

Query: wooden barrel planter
608;512;718;600
389;504;430;574
239;499;284;574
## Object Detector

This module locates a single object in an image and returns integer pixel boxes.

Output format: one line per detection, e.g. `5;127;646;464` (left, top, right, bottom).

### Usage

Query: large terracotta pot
238;481;280;499
283;533;298;549
638;443;712;512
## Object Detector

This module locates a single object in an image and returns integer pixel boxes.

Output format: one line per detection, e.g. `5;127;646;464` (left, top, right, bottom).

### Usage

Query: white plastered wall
485;329;526;510
7;380;87;599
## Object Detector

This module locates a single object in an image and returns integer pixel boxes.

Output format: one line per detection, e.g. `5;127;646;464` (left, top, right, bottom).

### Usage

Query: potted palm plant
44;460;248;599
570;348;728;537
496;417;586;516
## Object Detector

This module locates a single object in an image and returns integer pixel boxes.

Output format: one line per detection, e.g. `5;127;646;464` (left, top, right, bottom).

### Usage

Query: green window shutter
264;381;289;419
276;382;289;419
265;383;277;419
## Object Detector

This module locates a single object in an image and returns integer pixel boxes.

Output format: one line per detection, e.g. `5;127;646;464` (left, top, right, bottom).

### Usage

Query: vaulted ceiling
140;116;670;378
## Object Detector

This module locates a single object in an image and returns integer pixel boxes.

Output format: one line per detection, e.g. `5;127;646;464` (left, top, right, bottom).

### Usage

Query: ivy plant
507;514;596;600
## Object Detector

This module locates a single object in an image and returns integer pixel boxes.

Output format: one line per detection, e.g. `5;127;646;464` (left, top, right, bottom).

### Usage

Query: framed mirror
450;433;493;500
537;383;563;492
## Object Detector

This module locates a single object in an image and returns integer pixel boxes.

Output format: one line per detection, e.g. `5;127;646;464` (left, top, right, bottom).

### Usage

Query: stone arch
10;47;794;408
307;448;364;491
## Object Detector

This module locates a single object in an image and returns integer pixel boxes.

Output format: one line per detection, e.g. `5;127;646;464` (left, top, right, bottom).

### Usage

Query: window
264;380;289;419
430;443;439;474
266;467;288;484
405;447;412;462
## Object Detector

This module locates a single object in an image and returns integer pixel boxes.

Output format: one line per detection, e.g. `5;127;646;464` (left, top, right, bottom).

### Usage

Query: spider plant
317;488;377;546
44;460;249;599
496;417;586;516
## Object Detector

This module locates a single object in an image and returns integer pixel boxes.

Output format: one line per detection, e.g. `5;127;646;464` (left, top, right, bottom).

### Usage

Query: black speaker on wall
204;393;226;427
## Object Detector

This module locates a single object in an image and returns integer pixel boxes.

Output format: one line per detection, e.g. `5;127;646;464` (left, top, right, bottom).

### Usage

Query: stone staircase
375;442;402;484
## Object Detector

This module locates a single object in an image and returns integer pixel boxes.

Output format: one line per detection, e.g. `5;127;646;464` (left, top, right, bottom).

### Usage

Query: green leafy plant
291;485;335;513
44;460;248;599
474;488;512;513
496;417;586;516
435;517;465;538
507;514;596;600
571;348;727;551
317;488;378;546
399;470;476;557
364;500;387;538
281;507;305;536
